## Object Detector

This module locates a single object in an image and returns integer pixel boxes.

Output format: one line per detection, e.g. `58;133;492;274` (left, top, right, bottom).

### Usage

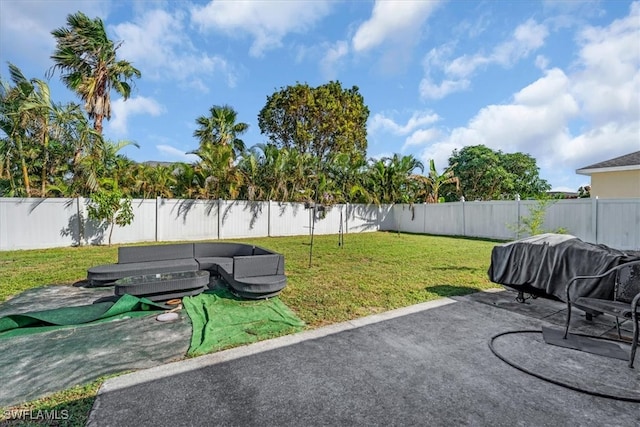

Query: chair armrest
632;292;640;317
233;254;283;279
565;260;640;303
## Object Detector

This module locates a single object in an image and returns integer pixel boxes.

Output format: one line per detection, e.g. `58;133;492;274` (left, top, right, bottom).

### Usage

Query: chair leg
615;317;622;340
564;302;572;339
630;318;638;369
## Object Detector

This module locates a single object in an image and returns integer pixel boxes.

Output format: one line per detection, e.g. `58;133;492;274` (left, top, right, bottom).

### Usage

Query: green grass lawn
0;231;502;425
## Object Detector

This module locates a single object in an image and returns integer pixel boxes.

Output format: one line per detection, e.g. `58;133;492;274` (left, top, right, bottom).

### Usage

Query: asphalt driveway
88;290;639;427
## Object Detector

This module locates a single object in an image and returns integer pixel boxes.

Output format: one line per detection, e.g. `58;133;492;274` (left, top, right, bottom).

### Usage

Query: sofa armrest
233;254;284;279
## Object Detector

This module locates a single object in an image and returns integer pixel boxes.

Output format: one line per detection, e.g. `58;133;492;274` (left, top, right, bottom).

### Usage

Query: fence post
423;203;427;234
268;200;272;237
155;197;160;242
76;197;83;246
591;196;598;244
460;196;466;236
516;194;521;240
218;198;222;240
345;203;349;234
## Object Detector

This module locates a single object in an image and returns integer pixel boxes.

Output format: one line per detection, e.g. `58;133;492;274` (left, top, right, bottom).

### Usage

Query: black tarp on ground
488;233;640;301
0;285;191;407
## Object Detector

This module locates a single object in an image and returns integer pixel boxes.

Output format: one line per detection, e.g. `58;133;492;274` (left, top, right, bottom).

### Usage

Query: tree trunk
94;114;103;135
108;219;114;246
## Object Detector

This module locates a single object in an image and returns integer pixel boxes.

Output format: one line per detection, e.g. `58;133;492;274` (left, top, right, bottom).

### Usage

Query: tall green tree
49;11;141;134
1;64;36;196
86;178;134;246
18;78;55;196
193;105;248;161
366;154;423;204
413;159;460;203
258;81;369;160
449;145;550;201
500;152;551;199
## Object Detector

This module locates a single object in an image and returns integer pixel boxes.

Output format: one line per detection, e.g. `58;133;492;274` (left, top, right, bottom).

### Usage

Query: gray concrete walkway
88;290;639;427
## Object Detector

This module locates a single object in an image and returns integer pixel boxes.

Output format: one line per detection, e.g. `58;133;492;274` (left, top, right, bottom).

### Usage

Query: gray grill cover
488;234;640;301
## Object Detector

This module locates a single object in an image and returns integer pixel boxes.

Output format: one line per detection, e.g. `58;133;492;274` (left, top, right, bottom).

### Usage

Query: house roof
576;150;640;175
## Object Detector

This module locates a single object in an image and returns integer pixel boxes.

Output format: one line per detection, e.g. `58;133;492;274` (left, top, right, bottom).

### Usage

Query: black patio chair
564;260;640;368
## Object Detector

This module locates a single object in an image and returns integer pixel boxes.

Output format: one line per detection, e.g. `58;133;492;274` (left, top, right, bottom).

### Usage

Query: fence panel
347;204;380;233
422;203;464;236
157;199;218;242
596;199;640;250
391;204;426;234
0;198;78;250
312;204;344;235
539;199;592;241
461;201;516;240
103;199;157;245
269;202;310;236
378;204;395;231
218;200;269;239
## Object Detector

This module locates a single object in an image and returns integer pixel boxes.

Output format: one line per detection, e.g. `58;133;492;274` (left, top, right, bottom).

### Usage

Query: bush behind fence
0;197;638;251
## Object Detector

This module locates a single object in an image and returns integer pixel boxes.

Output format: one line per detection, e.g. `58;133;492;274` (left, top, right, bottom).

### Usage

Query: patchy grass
0;231;502;423
0;374;120;426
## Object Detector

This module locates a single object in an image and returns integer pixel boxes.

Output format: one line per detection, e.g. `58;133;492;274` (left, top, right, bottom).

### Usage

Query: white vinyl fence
0;198;387;250
0;197;638;251
391;198;640;250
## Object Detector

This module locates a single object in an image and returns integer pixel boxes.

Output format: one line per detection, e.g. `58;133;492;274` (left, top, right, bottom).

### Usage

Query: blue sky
1;0;639;192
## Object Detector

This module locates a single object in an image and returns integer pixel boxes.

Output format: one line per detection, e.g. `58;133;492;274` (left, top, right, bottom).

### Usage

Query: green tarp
0;286;191;407
0;294;168;339
184;289;305;356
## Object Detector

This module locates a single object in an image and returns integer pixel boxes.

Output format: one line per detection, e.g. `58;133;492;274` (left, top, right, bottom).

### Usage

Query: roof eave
576;164;640;175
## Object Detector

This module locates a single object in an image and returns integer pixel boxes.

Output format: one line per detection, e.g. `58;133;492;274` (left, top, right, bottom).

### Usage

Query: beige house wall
589;170;640;198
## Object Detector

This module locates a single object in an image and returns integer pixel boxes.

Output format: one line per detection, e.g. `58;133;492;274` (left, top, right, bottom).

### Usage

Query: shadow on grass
426;284;481;298
381;230;508;244
429;266;484;272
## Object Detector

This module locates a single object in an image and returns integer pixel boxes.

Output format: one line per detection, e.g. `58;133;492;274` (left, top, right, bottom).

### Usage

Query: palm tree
193;105;248;161
1;64;36;196
49;11;141;134
366;154;423;204
19;78;55;196
418;159;460;203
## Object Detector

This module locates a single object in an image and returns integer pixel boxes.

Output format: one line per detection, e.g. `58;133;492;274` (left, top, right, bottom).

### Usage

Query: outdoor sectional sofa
87;242;286;299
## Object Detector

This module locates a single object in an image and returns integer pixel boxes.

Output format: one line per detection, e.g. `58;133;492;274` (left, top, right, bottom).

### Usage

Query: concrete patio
88;289;639;426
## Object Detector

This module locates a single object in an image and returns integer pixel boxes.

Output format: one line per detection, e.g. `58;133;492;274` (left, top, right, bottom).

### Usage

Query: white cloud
403;128;440;152
493;19;548;66
419;78;470;100
112;9;236;89
156;145;199;163
108;96;165;135
352;0;441;52
369;152;394;161
420;19;549;99
0;1;109;70
191;0;333;57
320;40;349;79
423;68;579;168
369;111;440;135
441;19;548;79
535;54;549;70
419;0;640;182
570;1;640;126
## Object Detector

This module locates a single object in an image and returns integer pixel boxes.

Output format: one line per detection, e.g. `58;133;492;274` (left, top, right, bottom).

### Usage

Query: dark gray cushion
253;246;273;255
194;242;254;258
233;254;284;278
196;257;233;274
118;244;194;263
225;274;287;294
88;259;199;282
